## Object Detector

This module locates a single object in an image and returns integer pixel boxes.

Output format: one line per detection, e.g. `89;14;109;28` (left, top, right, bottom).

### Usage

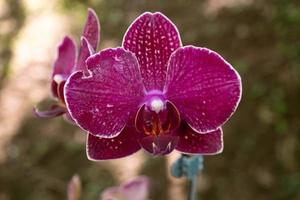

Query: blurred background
0;0;299;199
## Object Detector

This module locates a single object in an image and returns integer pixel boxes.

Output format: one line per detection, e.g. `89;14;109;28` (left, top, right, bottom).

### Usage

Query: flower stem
171;154;204;200
187;175;197;200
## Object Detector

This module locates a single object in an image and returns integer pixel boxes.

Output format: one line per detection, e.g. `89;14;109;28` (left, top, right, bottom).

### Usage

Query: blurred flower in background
101;176;149;200
67;175;82;200
67;175;149;200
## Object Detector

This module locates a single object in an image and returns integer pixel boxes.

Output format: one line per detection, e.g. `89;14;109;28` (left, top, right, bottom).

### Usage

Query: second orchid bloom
34;9;100;121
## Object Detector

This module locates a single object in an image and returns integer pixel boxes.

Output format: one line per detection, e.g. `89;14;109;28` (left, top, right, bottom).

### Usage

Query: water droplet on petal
106;104;114;108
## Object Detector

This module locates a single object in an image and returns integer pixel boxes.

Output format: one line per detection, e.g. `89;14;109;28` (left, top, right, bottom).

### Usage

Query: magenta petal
65;48;145;138
33;105;65;118
52;36;76;78
165;46;242;133
75;37;93;71
176;122;223;154
139;135;179;155
82;8;100;51
123;12;182;91
86;127;142;160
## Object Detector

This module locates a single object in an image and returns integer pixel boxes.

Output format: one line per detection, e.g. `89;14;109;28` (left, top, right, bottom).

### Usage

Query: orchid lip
139;135;179;156
135;93;181;137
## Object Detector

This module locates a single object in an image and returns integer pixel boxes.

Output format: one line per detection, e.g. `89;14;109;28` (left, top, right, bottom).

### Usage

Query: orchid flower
34;9;100;121
64;12;242;160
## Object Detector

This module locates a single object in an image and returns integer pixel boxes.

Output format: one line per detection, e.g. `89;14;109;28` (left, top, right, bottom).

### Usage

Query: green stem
187;176;197;200
171;154;203;200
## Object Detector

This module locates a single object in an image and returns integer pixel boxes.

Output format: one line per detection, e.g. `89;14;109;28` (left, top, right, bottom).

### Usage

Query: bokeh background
0;0;299;199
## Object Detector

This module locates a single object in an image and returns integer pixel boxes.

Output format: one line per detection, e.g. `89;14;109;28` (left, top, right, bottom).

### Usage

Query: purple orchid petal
51;36;76;98
76;37;94;71
82;8;100;51
123;12;182;91
67;175;81;200
165;46;242;133
86;127;142;160
139;135;179;155
33;105;65;118
52;36;76;78
65;48;145;138
101;176;149;200
175;121;223;154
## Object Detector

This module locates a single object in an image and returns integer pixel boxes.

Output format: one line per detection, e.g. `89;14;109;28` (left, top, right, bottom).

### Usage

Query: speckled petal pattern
65;48;145;138
165;46;241;133
82;8;100;51
176;122;223;154
87;127;142;160
123;12;181;91
52;36;76;78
